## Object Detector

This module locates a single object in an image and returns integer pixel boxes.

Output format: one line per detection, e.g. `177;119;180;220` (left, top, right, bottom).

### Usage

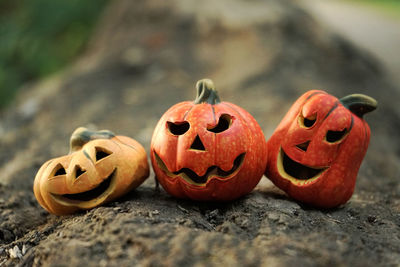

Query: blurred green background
349;0;400;17
0;0;109;109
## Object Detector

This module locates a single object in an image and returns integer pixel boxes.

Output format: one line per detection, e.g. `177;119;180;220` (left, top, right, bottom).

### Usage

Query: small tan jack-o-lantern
33;127;149;215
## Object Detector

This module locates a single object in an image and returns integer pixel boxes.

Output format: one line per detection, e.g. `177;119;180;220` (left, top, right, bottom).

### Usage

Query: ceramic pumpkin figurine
151;79;267;201
34;127;149;215
266;90;377;208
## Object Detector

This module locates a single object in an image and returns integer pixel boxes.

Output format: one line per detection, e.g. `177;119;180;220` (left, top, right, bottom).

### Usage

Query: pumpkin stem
194;79;221;104
340;94;377;118
69;127;115;153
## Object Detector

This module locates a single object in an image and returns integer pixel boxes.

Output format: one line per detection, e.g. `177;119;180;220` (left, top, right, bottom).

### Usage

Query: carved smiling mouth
154;152;246;186
51;169;117;206
277;148;328;185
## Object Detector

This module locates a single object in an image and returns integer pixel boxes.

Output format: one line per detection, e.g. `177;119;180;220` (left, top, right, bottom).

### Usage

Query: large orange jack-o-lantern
266;90;377;208
150;79;267;201
34;127;149;215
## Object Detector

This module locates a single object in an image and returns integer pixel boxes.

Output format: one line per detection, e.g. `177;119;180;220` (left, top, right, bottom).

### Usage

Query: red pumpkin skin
151;79;267;201
266;90;377;208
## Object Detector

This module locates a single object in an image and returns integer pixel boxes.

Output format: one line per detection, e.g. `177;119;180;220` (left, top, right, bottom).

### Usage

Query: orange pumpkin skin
33;128;149;215
151;79;267;201
265;90;377;208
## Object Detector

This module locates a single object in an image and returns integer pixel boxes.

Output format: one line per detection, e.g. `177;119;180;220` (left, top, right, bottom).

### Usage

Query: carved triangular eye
95;147;113;162
52;164;66;177
207;114;232;133
326;129;347;143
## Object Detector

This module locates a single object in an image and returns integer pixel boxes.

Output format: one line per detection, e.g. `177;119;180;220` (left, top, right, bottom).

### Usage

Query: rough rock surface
0;0;399;266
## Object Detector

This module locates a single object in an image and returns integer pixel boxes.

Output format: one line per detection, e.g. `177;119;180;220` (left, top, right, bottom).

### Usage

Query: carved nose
296;141;310;152
74;165;86;179
190;135;206;151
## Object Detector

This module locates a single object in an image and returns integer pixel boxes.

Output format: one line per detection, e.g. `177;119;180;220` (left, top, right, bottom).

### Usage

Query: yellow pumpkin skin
33;128;149;215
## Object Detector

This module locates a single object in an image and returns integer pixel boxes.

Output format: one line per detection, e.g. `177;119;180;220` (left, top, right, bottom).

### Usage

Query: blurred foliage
346;0;400;17
0;0;109;109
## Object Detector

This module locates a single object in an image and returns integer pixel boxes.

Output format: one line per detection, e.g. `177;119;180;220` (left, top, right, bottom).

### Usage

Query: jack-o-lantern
265;90;377;208
34;127;149;215
150;79;267;201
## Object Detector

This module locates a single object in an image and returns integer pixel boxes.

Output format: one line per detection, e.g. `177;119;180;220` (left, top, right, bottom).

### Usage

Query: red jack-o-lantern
151;79;267;201
34;127;149;215
266;90;377;208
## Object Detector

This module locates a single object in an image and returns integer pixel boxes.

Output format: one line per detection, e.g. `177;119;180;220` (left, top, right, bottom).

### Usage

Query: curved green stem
340;94;377;118
194;79;221;104
69;127;115;153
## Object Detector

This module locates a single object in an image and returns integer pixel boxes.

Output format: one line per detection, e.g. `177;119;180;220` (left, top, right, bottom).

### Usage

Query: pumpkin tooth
154;152;246;186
